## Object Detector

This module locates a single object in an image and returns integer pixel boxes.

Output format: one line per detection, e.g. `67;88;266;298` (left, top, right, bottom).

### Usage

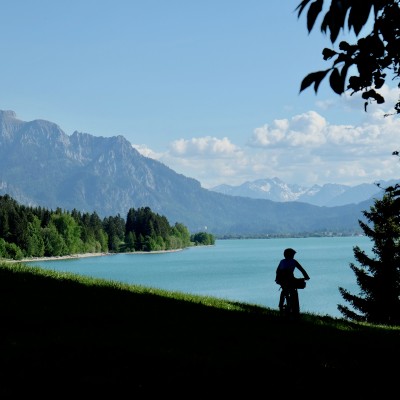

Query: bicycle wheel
282;288;300;316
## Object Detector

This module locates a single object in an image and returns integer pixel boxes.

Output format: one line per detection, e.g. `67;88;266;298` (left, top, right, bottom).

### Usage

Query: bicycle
278;278;306;317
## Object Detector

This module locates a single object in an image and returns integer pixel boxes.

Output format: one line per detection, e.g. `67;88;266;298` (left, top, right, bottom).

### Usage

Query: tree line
0;194;215;260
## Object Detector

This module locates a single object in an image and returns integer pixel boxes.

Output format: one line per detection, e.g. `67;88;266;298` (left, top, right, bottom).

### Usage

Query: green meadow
1;261;398;398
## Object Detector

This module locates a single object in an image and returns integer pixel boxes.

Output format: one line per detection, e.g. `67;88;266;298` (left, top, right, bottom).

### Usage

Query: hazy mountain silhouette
210;177;396;206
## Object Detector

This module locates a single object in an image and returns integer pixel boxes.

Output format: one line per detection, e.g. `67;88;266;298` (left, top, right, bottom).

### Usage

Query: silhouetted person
275;248;310;315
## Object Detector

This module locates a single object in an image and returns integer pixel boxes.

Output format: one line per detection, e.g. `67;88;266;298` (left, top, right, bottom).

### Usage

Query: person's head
283;248;296;259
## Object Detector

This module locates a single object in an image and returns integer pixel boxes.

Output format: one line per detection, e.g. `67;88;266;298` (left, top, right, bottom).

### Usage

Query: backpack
275;268;290;286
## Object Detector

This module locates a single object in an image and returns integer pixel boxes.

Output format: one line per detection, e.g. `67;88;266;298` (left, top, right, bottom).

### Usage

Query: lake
25;236;373;319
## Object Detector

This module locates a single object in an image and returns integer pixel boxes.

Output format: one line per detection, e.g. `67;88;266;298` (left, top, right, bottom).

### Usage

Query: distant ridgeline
0;109;376;236
0;195;214;260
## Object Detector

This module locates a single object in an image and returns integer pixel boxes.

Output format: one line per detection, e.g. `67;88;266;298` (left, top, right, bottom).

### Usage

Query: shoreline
4;248;185;263
2;252;111;263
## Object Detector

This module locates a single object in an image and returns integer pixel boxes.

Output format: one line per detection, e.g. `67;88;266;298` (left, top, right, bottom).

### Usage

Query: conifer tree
338;183;400;325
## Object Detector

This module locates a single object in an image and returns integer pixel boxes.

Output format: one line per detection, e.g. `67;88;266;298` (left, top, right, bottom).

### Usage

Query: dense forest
0;195;215;260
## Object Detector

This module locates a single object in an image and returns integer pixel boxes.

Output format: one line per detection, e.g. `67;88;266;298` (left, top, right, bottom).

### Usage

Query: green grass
1;261;399;397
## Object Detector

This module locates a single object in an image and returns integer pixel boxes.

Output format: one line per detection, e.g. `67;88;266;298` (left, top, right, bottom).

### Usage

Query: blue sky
1;0;399;189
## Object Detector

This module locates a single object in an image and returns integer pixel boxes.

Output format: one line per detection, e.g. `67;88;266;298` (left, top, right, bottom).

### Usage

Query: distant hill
210;177;397;206
0;109;378;236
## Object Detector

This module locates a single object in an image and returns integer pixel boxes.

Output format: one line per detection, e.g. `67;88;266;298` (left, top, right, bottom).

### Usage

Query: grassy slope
1;262;399;398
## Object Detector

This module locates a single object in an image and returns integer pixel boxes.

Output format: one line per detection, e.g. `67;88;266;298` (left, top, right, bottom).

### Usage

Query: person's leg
279;288;288;313
292;289;300;315
279;289;285;310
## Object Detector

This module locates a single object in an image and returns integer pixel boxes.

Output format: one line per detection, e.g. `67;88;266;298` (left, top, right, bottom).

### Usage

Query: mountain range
0;109;392;236
210;177;397;207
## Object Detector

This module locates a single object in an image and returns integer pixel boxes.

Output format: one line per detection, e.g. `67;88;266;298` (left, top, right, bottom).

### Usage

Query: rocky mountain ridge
0;110;381;236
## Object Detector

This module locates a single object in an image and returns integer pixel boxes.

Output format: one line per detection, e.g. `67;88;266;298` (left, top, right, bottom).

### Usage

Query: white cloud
132;109;400;189
315;99;336;110
131;143;159;158
248;111;327;148
169;136;239;157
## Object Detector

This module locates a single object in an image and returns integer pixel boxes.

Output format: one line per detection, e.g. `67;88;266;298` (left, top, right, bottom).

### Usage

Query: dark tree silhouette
296;0;400;115
338;182;400;325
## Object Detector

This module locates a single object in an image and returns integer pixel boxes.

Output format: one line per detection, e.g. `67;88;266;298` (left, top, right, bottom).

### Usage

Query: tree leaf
300;69;331;93
295;0;312;17
306;0;323;32
321;11;330;35
348;2;373;36
321;1;350;43
329;67;345;94
375;92;385;104
322;47;337;60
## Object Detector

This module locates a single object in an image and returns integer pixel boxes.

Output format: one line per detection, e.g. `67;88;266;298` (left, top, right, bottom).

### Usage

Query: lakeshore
4;248;185;264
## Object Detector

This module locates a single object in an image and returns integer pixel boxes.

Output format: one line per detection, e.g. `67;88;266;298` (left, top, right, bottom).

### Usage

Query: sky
1;0;399;189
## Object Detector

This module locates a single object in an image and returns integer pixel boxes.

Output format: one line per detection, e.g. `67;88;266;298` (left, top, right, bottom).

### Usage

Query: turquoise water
26;236;373;318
